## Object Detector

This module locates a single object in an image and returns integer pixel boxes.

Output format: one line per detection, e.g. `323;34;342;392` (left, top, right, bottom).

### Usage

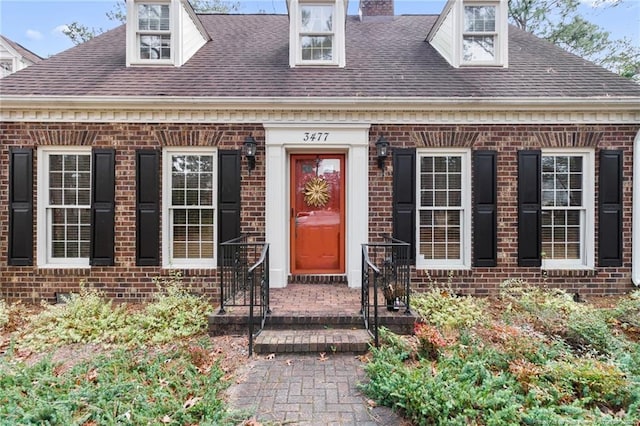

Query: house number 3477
303;132;330;142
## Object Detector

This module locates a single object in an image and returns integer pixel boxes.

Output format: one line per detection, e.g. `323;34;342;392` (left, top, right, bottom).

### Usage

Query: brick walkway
226;353;405;425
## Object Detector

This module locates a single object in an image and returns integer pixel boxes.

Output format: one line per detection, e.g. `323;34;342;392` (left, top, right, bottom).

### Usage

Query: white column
265;143;288;288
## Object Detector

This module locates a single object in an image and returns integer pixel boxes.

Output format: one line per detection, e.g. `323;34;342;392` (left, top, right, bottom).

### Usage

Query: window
541;151;594;269
417;151;471;268
137;3;171;60
163;149;217;267
300;4;334;62
37;148;92;267
463;4;497;63
0;59;13;78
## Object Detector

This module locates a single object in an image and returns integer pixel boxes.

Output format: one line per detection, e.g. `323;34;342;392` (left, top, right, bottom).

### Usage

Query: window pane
301;36;333;61
50;207;90;259
301;5;333;32
463;36;495;62
138;4;170;31
464;6;495;32
139;35;171;60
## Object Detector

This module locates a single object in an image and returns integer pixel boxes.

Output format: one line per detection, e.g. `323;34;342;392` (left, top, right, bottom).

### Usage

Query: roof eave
1;95;639;111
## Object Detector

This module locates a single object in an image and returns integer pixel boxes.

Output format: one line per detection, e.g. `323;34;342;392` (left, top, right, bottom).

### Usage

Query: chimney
359;0;394;20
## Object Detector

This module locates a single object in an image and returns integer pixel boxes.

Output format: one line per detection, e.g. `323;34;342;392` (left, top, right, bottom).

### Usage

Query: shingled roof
1;14;639;98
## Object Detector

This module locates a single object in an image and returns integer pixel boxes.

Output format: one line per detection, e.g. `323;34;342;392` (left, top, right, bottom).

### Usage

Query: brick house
1;0;639;303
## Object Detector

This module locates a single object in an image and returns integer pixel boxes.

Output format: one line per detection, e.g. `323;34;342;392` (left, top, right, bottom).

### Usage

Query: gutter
634;129;640;286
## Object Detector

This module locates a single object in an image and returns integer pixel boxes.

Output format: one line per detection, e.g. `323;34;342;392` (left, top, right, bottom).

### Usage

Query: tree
63;0;240;45
508;0;639;81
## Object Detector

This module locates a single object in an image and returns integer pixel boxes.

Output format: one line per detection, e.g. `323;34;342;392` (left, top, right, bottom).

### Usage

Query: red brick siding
0;122;265;303
1;121;638;302
368;124;640;296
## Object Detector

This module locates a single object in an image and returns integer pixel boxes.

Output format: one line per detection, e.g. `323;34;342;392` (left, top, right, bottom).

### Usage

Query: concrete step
253;328;371;354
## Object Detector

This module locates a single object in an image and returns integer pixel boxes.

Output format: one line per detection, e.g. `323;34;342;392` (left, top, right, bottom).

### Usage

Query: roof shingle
1;14;638;98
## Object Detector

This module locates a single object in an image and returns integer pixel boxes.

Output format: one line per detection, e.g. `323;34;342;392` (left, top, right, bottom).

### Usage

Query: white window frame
416;149;472;270
541;149;594;270
0;58;14;78
127;0;175;66
289;0;346;67
458;0;508;67
37;147;92;268
162;147;218;269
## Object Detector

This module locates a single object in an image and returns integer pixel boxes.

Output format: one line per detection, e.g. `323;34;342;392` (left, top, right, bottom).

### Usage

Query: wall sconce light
376;135;390;170
243;135;257;172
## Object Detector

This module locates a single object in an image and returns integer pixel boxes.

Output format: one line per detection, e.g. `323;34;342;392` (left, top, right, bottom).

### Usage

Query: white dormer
287;0;348;68
126;0;210;67
427;0;508;68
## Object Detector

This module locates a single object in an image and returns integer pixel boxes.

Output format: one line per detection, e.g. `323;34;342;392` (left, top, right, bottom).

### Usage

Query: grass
361;283;640;425
0;274;243;425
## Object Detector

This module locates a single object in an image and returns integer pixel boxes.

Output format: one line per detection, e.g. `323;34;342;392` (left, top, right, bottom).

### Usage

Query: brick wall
368;123;640;296
1;121;638;303
0;122;265;303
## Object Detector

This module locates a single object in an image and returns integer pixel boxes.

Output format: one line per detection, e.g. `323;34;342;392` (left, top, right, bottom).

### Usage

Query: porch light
376;135;390;170
243;135;257;172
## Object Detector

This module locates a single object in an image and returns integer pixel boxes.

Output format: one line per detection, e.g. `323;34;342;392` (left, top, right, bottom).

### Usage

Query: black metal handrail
361;236;411;347
247;243;270;356
219;235;270;356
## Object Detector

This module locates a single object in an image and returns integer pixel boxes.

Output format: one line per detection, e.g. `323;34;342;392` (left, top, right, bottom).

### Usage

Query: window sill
129;60;175;67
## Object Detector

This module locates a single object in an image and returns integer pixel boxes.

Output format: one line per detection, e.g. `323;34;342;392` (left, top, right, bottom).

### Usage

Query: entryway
290;154;345;274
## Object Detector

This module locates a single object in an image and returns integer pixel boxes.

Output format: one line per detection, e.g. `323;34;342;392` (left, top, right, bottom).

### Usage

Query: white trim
1;96;638;124
37;146;92;269
264;123;370;288
633;129;640;286
161;146;218;269
415;148;472;270
540;149;595;270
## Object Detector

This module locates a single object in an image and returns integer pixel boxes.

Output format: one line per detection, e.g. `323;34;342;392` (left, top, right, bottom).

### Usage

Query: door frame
264;124;371;289
289;153;346;274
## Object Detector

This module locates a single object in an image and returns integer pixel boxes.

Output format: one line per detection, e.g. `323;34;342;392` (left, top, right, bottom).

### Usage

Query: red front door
290;154;345;274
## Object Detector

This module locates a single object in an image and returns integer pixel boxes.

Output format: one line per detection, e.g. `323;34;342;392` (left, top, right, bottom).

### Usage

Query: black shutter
8;148;33;266
518;150;541;267
136;150;160;266
598;150;623;267
90;149;115;266
392;148;416;263
218;150;241;259
473;150;497;267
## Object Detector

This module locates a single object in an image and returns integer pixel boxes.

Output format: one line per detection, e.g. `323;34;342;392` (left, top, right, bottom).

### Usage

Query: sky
0;0;638;59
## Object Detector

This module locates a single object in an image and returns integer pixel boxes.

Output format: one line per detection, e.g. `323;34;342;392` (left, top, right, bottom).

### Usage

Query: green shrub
543;358;631;409
0;340;236;425
412;289;486;329
19;286;132;351
18;274;211;351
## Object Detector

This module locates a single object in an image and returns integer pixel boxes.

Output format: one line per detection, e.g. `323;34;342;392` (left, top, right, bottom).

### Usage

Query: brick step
208;311;418;335
253;329;371;354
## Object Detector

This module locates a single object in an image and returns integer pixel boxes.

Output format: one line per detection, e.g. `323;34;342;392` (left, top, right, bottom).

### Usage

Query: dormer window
462;5;496;63
427;0;508;68
137;3;171;60
300;4;334;61
126;0;209;67
288;0;346;68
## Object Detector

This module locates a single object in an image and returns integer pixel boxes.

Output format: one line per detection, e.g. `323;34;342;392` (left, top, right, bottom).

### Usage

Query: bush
412;289;486;330
18;274;211;351
0;340;236;425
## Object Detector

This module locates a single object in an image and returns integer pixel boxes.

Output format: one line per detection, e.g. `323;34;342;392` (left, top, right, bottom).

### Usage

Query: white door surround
264;124;371;288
